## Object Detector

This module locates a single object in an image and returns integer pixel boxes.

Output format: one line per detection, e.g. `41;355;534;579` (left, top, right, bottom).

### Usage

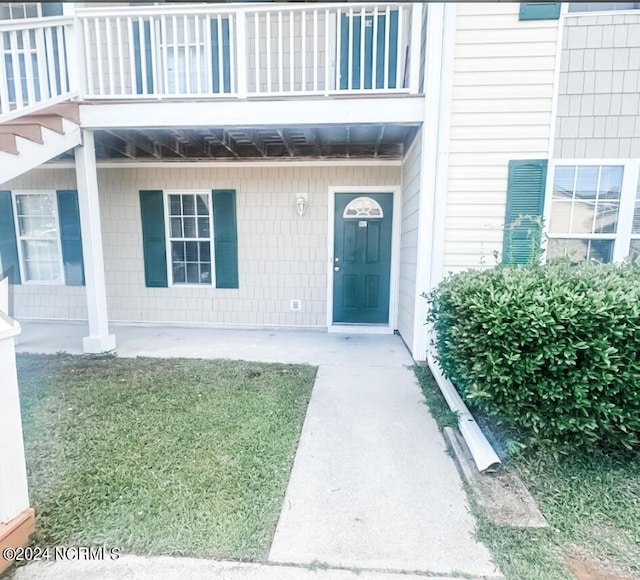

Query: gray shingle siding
555;13;640;158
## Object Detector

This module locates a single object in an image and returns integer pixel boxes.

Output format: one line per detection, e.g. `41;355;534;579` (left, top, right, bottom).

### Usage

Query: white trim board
411;3;449;362
547;2;566;159
326;185;402;335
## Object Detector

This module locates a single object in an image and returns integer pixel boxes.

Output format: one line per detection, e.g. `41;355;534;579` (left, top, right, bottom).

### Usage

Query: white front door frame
326;185;402;334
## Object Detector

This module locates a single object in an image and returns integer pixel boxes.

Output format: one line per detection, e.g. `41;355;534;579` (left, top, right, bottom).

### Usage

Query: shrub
426;260;640;452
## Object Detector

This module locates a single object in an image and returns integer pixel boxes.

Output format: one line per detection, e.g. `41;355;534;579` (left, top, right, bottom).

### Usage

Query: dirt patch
564;553;635;580
443;427;548;528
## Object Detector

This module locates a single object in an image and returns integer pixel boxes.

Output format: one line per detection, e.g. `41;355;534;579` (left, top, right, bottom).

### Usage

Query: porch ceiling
56;124;419;161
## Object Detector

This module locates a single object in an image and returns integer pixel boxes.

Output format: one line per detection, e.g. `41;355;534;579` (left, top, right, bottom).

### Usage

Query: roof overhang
79;124;419;160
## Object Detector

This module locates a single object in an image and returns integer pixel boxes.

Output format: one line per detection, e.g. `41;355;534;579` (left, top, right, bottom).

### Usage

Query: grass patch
414;365;458;430
18;353;316;560
415;365;640;580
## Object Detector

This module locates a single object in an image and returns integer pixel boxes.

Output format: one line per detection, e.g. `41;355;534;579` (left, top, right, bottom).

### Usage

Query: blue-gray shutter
502;160;548;265
519;3;561;20
210;17;231;93
133;20;154;94
0;191;20;284
212;189;238;289
57;190;85;286
139;190;168;287
41;3;63;16
340;10;398;90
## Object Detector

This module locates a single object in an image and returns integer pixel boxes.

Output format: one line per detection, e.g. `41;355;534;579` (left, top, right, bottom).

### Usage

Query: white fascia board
43;159;402;169
78;97;425;129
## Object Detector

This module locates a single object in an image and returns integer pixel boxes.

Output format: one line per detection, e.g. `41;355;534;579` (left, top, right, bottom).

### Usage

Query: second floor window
163;17;207;94
568;2;640;11
0;3;39;20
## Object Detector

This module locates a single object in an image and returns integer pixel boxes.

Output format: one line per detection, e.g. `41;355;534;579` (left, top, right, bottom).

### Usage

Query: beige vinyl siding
444;2;559;273
397;130;421;348
5;165;400;326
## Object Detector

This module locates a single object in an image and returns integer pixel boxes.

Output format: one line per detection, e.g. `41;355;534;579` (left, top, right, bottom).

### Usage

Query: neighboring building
0;2;639;360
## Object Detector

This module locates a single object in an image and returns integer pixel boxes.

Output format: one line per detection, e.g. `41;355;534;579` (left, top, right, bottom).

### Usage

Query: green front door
333;193;393;324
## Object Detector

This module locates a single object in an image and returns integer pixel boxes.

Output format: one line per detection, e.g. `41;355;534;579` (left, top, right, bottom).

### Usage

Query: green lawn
17;353;316;559
415;366;640;580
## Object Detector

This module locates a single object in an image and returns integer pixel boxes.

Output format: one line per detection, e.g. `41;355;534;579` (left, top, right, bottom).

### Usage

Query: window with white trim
546;161;640;263
630;176;640;262
166;192;213;285
12;191;64;283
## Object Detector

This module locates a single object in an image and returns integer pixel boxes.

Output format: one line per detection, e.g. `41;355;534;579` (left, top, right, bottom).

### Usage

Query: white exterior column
411;3;445;361
411;3;457;361
0;309;28;524
75;129;116;353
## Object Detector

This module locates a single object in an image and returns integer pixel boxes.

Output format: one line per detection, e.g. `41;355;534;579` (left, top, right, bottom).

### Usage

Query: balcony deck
1;3;425;124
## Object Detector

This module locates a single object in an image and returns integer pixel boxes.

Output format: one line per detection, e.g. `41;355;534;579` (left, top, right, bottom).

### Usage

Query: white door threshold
328;324;394;335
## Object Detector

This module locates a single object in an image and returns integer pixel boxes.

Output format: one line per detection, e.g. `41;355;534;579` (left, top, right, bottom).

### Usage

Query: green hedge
427;260;640;451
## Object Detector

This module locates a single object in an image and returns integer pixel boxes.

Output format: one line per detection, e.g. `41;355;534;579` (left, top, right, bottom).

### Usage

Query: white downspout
428;353;501;473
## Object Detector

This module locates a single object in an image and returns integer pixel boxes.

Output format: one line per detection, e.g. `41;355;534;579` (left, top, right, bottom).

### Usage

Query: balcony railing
0;15;76;120
0;3;422;121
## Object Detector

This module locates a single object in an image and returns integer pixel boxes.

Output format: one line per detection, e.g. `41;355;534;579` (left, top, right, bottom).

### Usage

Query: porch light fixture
296;193;308;217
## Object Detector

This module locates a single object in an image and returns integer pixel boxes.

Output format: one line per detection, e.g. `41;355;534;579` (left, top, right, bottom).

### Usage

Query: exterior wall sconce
296;193;308;217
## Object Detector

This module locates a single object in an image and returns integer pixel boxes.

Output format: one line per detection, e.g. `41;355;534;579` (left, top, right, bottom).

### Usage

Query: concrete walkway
13;555;462;580
15;322;500;578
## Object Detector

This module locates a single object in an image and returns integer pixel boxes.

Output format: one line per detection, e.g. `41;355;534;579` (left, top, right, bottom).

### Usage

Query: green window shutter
519;3;561;20
139;190;168;287
502;160;548;265
57;190;85;286
0;191;20;284
212;189;238;289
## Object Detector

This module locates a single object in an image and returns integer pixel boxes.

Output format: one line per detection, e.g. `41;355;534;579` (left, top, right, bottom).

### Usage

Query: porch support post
74;129;116;353
0;308;35;574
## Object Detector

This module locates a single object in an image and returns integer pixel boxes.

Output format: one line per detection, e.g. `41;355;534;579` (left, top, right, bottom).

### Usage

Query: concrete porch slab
15;321;413;367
